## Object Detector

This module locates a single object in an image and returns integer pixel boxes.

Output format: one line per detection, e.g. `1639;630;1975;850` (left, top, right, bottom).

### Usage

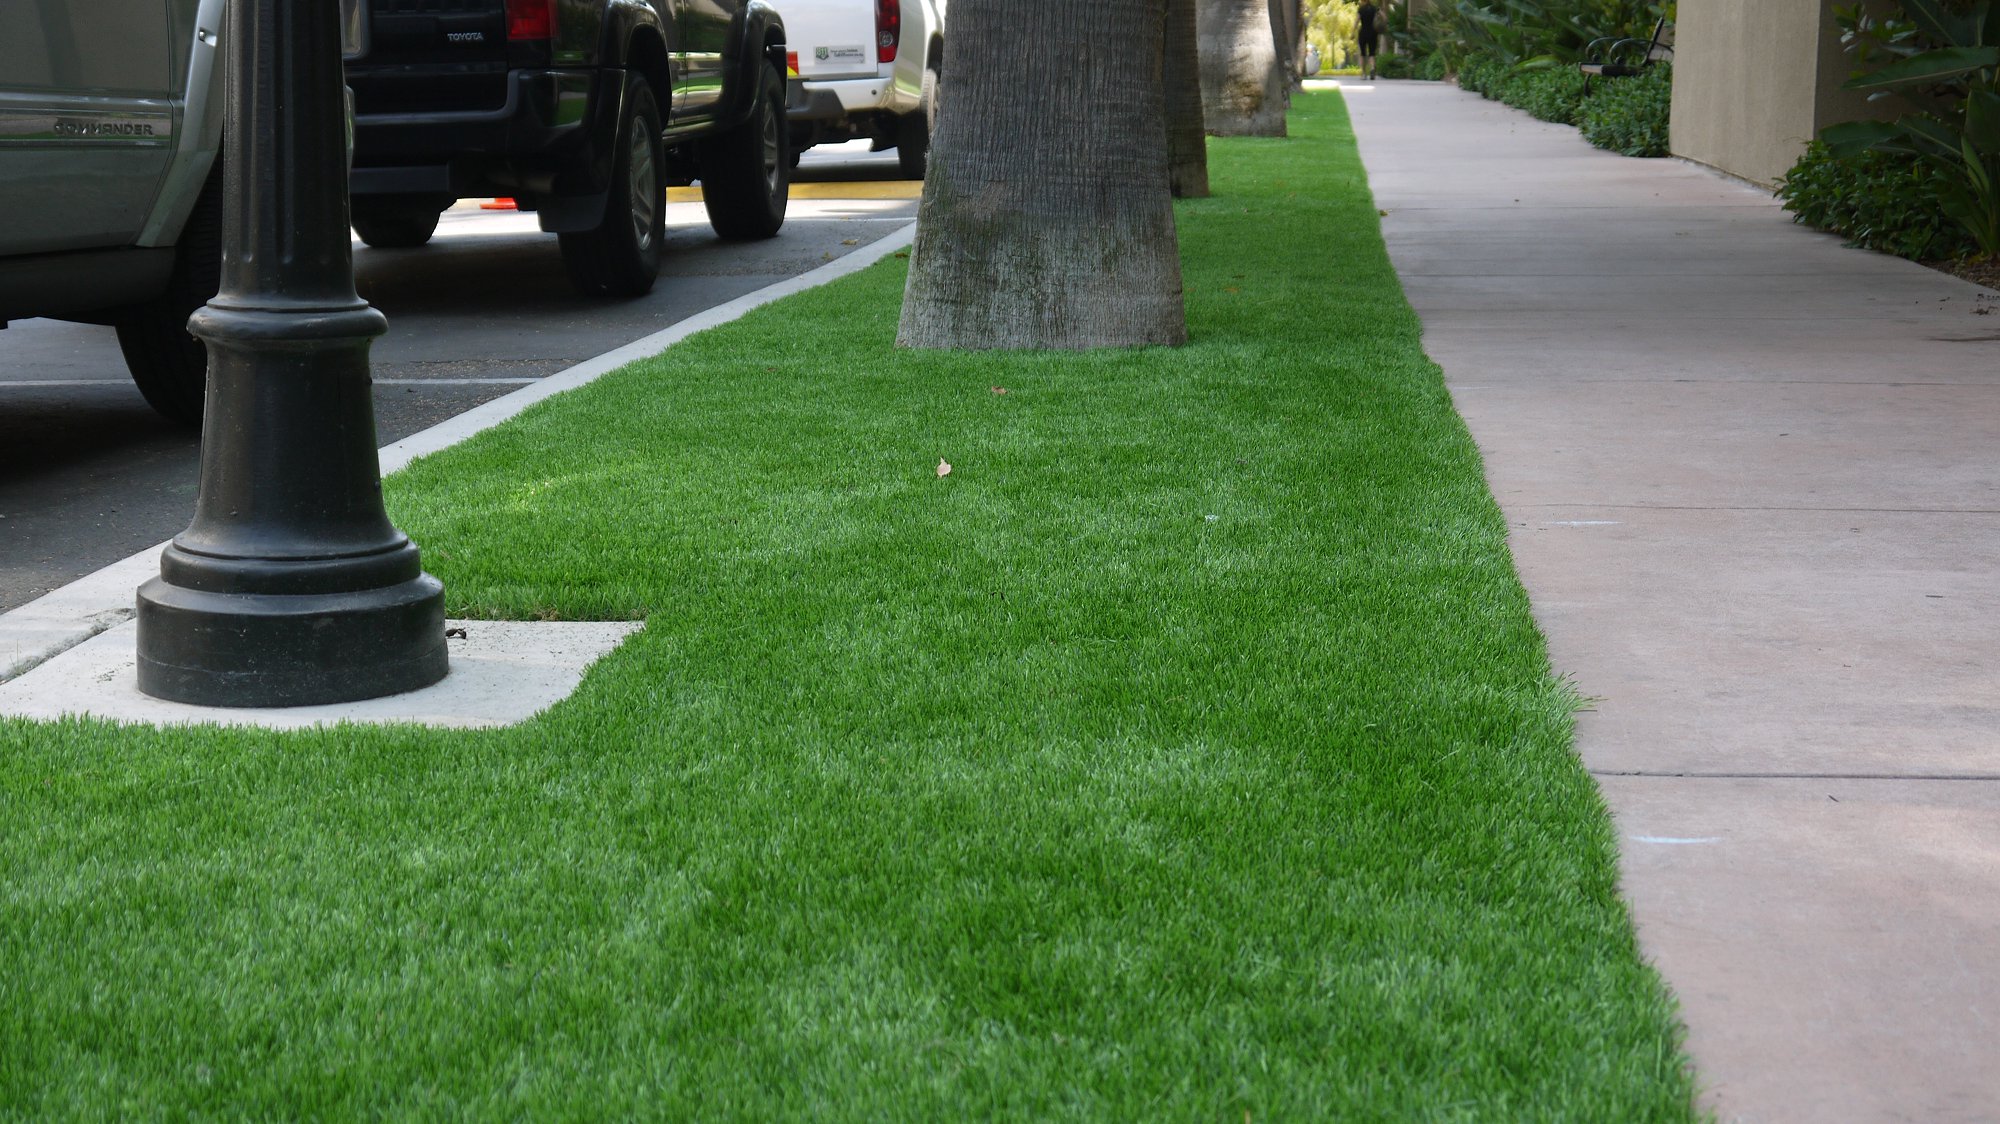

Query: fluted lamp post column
136;0;448;706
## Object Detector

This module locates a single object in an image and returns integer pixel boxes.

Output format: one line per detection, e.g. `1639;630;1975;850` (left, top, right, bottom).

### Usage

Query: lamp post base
136;570;448;707
131;0;450;709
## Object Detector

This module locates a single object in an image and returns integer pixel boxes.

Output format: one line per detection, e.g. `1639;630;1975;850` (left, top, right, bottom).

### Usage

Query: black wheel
116;168;222;426
352;195;444;248
560;75;666;297
896;66;940;180
700;62;788;241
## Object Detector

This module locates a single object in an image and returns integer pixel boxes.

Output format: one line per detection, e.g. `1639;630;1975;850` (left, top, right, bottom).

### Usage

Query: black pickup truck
343;0;789;296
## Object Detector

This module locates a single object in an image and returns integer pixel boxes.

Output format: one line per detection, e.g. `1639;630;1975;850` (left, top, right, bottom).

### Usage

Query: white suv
783;0;944;178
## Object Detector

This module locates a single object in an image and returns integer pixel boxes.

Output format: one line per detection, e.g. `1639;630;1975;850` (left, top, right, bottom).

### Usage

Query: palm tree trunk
897;0;1186;349
1269;0;1301;87
1166;0;1210;198
1198;0;1289;136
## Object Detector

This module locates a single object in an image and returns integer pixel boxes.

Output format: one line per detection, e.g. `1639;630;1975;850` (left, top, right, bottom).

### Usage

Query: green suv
1;0;789;423
0;0;227;424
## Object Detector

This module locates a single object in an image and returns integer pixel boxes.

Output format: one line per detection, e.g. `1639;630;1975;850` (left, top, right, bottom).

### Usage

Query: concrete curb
0;222;917;688
1;619;646;729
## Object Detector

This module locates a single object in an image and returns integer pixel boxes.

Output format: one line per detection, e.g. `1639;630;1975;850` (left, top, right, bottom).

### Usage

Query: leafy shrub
1778;140;1980;260
1456;55;1507;98
1421;0;1667;70
1577;65;1671;156
1376;53;1416;79
1822;0;1999;260
1386;0;1436;57
1499;67;1589;124
1433;2;1674;161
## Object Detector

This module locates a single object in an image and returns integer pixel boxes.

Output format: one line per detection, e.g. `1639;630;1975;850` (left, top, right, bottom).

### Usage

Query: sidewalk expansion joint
1449;378;1998;387
1592;770;2000;782
1517;502;2000;515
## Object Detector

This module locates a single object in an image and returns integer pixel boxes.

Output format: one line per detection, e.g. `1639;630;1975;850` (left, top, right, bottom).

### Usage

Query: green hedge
1575;66;1671;157
1777;140;1979;261
1456;55;1507;98
1499;68;1590;125
1376;53;1415;79
1451;56;1670;160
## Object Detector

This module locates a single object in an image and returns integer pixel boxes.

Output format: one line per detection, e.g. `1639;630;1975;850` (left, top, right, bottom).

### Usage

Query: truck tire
116;168;222;426
352;195;444;248
896;66;940;180
700;62;788;241
559;75;666;297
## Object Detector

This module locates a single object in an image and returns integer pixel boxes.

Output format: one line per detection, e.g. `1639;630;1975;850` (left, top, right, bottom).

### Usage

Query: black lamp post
136;0;448;706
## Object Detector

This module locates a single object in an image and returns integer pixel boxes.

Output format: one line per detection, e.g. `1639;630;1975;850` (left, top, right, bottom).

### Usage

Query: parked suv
343;0;791;296
782;0;943;179
0;0;227;424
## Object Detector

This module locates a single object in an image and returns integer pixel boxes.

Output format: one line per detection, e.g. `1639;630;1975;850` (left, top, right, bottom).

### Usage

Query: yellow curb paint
666;181;922;202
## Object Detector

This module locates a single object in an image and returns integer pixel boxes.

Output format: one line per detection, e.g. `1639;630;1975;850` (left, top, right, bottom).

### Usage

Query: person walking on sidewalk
1356;2;1382;80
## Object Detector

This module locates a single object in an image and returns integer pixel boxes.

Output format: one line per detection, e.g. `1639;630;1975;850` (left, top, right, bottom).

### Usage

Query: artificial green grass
0;92;1700;1120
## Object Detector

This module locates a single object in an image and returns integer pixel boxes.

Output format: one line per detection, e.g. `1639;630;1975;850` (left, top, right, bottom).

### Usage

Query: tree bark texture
1286;0;1310;81
1198;0;1289;137
1295;2;1311;82
1269;0;1300;88
897;0;1186;350
1165;0;1210;198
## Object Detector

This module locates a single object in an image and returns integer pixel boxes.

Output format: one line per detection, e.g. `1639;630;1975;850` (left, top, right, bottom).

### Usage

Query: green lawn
0;92;1700;1120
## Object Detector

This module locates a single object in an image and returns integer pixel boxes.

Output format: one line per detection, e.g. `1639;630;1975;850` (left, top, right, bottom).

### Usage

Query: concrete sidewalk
1343;82;2000;1122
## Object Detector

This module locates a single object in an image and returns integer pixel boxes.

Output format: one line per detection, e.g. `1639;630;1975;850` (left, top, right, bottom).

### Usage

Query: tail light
875;0;900;63
506;0;556;40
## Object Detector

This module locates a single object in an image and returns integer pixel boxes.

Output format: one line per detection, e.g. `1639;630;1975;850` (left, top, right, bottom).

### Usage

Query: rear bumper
349;67;618;199
785;74;915;122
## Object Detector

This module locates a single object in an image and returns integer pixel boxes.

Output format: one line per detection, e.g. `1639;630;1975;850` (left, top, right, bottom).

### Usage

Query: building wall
1668;0;1888;187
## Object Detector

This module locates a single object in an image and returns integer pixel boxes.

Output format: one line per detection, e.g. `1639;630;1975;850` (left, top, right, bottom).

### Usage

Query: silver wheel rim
629;124;658;251
760;100;781;195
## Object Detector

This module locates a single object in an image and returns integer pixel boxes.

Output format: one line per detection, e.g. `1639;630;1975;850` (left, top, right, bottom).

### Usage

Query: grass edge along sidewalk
0;91;1701;1120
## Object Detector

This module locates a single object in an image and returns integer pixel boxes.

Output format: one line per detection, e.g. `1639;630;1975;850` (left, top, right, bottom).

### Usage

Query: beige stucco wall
1669;0;1889;187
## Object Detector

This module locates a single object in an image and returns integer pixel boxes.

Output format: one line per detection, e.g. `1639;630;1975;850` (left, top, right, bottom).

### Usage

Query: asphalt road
0;144;917;613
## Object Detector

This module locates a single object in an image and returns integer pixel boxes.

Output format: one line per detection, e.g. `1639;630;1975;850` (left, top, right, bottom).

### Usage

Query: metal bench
1580;18;1673;92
